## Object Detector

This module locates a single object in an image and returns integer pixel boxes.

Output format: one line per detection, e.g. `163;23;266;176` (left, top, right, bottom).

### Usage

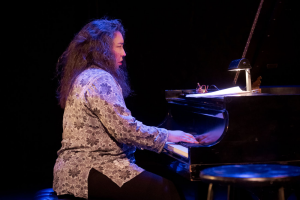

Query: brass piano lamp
228;58;252;92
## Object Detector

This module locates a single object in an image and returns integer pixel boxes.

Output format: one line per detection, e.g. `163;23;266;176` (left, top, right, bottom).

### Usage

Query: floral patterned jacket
53;68;169;199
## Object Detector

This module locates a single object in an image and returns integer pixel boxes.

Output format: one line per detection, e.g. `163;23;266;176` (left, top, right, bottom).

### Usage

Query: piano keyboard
165;142;188;158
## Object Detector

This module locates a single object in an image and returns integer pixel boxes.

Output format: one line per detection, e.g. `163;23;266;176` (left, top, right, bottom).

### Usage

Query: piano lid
240;0;299;86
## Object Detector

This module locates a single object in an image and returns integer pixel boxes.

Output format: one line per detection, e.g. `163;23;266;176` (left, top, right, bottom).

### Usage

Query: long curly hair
56;18;127;108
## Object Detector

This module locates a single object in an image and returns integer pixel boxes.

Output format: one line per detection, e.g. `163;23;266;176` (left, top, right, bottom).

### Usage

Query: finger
198;137;207;143
198;140;208;145
200;138;212;145
195;135;203;139
195;135;207;141
184;137;199;143
183;135;192;140
191;138;199;143
188;135;199;141
182;133;199;143
185;133;194;137
187;134;199;140
187;140;199;144
198;140;205;144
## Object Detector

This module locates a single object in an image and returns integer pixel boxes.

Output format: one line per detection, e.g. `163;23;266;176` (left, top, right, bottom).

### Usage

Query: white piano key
165;142;188;158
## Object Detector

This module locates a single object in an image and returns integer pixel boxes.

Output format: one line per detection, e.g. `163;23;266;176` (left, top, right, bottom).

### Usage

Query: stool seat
200;164;300;187
34;188;85;200
200;164;300;200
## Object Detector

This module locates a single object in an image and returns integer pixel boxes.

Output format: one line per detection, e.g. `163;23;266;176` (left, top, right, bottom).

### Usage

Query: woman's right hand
167;130;199;143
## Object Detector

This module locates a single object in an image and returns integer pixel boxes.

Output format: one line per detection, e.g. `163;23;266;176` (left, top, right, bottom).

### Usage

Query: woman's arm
84;73;197;153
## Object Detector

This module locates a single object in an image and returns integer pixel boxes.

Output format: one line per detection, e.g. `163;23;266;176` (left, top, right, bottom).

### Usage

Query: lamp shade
228;58;252;71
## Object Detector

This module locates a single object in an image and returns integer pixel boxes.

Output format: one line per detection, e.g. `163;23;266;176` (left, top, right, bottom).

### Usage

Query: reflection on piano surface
159;89;300;181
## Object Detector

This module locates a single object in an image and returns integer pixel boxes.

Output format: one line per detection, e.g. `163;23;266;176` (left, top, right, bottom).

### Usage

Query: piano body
153;0;300;182
159;89;300;181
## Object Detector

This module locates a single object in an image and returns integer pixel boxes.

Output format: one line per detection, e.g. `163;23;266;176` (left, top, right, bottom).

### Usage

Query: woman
54;18;198;200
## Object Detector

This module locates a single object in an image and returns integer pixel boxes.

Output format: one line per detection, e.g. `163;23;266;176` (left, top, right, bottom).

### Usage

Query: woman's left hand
167;130;199;143
195;130;222;145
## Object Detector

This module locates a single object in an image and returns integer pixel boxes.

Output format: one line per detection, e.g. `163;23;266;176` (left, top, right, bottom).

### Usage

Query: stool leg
227;185;230;200
228;185;237;200
207;183;213;200
278;187;285;200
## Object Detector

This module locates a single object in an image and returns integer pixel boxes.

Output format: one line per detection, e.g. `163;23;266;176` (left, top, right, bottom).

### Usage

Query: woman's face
112;31;126;68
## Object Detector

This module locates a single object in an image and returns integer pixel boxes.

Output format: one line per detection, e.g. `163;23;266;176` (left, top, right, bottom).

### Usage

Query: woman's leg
88;168;183;200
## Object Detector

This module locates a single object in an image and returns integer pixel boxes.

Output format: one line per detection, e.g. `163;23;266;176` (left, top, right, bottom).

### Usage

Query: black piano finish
159;90;300;180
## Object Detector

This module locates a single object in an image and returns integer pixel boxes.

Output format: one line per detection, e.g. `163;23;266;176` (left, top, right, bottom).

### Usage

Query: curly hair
56;18;126;108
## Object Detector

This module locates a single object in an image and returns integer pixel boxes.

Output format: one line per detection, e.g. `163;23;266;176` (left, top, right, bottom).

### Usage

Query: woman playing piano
53;18;199;200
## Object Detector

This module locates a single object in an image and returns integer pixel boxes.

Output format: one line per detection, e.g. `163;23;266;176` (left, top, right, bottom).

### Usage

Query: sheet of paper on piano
186;86;250;98
165;142;188;158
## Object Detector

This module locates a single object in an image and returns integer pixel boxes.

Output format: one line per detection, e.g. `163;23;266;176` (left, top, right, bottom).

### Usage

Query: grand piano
159;89;300;181
153;0;300;182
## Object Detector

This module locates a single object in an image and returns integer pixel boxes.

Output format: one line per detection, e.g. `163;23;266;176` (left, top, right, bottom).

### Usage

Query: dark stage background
3;0;299;196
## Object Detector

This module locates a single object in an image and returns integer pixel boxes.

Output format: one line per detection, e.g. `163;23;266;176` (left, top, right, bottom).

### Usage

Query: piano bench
34;188;86;200
200;164;300;200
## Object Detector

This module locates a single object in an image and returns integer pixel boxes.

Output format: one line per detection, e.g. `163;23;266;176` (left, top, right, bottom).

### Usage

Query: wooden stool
34;188;86;200
200;164;300;200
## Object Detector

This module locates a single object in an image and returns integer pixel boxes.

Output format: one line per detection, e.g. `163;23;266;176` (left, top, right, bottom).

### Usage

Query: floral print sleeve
85;72;168;153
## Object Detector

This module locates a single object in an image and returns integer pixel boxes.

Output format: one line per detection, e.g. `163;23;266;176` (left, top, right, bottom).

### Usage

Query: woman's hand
195;129;222;145
167;130;199;143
